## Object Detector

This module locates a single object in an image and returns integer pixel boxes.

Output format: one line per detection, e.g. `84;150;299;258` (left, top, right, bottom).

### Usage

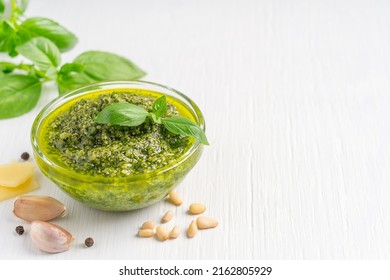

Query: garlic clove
13;195;67;222
30;221;73;253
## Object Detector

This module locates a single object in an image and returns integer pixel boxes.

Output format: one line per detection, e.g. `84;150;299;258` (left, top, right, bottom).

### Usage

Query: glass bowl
31;81;205;211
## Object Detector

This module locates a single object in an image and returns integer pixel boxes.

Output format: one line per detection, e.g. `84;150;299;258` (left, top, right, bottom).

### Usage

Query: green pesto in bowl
31;81;204;211
45;92;194;177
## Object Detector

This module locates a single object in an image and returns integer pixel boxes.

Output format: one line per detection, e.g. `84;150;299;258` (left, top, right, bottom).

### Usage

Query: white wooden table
1;0;390;259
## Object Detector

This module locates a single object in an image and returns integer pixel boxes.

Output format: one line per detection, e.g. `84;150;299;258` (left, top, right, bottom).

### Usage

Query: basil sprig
0;0;145;119
96;96;209;145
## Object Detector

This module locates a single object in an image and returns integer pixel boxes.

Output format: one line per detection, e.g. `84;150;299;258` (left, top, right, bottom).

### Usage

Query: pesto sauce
46;93;190;176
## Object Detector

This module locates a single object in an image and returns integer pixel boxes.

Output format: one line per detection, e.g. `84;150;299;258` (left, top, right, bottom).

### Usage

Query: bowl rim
31;80;205;183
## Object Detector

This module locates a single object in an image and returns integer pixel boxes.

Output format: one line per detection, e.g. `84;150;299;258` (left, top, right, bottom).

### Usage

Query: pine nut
187;220;198;238
161;210;174;223
169;225;180;239
138;229;154;237
156;226;169;241
168;191;183;206
189;203;206;214
141;221;155;230
196;216;219;229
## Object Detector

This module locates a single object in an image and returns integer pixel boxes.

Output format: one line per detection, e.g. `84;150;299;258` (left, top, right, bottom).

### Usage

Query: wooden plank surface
1;0;390;259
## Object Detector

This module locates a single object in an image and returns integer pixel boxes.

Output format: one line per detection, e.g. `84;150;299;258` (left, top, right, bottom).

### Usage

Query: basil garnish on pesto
46;92;196;176
161;117;209;145
151;95;167;120
96;103;148;127
96;95;209;145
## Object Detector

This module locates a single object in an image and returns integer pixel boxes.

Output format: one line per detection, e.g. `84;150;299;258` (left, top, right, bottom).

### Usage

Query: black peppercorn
15;226;24;235
85;237;94;247
21;152;30;161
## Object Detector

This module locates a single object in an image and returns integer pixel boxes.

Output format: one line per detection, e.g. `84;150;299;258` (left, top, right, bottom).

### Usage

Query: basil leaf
56;62;93;94
0;75;41;119
56;52;146;94
152;95;167;119
16;37;61;70
74;51;146;81
56;72;94;95
96;103;148;127
19;17;77;52
0;0;5;14
0;21;22;56
162;116;209;145
58;62;85;74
